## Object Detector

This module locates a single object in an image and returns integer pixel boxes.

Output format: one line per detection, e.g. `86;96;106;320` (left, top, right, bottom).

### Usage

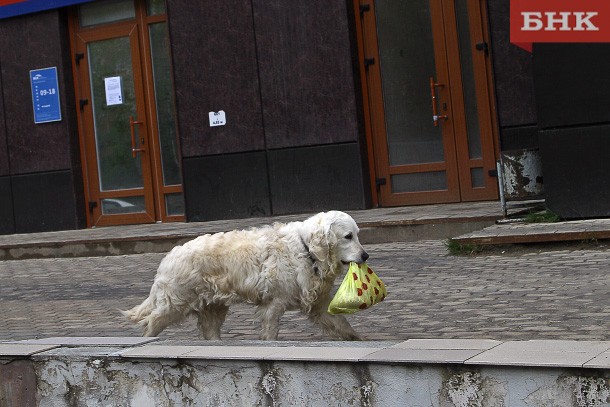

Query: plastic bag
328;262;387;314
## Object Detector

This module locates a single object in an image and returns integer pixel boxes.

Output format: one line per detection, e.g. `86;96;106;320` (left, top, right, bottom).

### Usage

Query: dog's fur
122;211;369;340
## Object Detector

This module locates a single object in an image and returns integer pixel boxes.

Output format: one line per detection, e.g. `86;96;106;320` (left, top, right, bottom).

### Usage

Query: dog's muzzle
342;251;369;265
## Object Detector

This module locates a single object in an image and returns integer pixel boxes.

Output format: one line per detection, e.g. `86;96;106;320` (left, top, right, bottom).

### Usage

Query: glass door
71;0;184;226
374;0;460;205
357;0;498;206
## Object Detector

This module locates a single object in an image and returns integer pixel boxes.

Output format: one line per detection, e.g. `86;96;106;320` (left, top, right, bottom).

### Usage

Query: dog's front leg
309;305;361;340
258;300;286;340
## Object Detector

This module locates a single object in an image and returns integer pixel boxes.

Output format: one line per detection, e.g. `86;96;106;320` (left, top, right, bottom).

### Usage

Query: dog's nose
361;251;369;262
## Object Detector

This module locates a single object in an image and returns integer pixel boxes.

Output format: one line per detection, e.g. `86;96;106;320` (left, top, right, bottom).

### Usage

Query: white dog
122;211;369;340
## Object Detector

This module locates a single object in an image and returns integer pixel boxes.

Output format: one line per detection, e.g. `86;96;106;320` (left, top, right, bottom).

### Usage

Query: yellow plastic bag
328;262;387;314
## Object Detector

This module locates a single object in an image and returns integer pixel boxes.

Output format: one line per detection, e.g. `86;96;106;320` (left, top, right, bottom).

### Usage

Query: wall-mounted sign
104;76;123;106
0;0;96;20
30;67;61;124
209;110;226;127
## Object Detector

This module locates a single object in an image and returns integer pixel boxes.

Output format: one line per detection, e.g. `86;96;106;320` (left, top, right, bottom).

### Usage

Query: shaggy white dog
122;211;369;340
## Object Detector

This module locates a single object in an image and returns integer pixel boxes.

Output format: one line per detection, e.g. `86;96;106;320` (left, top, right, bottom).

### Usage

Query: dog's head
301;211;369;267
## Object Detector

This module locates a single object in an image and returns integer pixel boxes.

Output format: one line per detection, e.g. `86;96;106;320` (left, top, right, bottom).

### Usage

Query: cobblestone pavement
1;240;608;342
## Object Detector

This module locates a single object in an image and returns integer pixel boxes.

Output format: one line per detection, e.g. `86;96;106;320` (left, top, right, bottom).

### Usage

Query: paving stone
466;340;610;368
0;214;609;343
364;348;483;364
0;344;59;356
584;350;610;368
265;346;382;362
183;346;280;360
393;339;502;350
120;345;201;359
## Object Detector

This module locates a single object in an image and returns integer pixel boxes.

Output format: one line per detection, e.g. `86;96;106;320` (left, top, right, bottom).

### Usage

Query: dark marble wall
0;177;14;234
0;10;74;174
166;0;264;157
540;126;610;218
534;43;610;129
535;44;610;218
182;152;271;221
12;170;79;233
487;0;538;150
253;0;359;148
0;62;8;177
268;143;365;214
168;0;366;220
167;0;360;155
0;10;82;233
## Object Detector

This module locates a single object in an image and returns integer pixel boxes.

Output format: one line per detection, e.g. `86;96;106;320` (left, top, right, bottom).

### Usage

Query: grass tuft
524;209;560;223
444;238;482;256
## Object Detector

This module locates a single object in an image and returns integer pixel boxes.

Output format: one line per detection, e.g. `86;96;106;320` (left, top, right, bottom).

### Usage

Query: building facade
0;0;543;234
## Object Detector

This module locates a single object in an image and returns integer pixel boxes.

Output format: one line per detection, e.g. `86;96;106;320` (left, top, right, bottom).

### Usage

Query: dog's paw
343;332;362;341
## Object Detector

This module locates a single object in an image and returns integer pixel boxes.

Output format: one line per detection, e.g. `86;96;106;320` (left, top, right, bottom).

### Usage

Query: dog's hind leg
143;304;185;337
258;300;286;340
197;303;229;340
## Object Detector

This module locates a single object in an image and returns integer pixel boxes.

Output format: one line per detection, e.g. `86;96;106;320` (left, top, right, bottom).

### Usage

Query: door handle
429;77;448;127
129;116;145;157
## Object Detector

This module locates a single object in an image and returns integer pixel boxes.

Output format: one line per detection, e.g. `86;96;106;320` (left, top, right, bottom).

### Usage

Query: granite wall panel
253;0;359;149
487;0;537;129
12;170;78;233
268;143;366;215
540;125;610;219
499;125;538;151
182;152;270;221
0;177;14;235
167;0;264;157
0;60;8;177
0;10;73;175
534;43;610;129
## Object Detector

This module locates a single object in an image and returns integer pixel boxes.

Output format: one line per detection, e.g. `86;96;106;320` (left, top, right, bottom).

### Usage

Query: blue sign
30;67;62;124
0;1;96;20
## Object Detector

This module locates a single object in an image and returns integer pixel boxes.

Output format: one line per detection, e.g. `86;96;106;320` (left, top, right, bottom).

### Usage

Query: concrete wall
1;339;609;406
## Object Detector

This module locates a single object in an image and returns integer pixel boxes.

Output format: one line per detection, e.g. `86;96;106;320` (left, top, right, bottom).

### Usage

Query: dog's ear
307;216;337;263
308;228;330;262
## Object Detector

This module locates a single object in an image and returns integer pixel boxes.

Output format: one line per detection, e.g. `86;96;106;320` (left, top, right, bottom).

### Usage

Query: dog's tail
121;297;154;323
120;283;166;336
120;290;158;336
121;281;185;337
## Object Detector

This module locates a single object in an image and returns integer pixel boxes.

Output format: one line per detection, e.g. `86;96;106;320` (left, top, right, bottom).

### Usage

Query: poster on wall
104;76;123;106
29;66;62;124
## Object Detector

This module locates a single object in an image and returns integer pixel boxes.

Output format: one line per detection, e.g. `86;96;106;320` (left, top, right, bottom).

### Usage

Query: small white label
209;110;226;127
104;76;123;106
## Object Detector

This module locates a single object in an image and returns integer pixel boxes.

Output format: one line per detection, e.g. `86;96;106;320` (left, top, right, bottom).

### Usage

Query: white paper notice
209;110;226;127
104;76;123;106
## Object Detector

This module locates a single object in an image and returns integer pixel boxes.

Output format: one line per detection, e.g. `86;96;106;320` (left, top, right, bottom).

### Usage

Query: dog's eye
345;233;353;240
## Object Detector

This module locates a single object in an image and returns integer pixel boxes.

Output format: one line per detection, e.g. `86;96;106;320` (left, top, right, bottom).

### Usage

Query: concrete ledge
0;218;499;260
452;218;610;247
1;338;609;406
4;338;609;369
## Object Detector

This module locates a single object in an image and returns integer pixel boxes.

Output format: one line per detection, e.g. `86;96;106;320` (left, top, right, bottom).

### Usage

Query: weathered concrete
0;359;37;407
1;340;609;406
